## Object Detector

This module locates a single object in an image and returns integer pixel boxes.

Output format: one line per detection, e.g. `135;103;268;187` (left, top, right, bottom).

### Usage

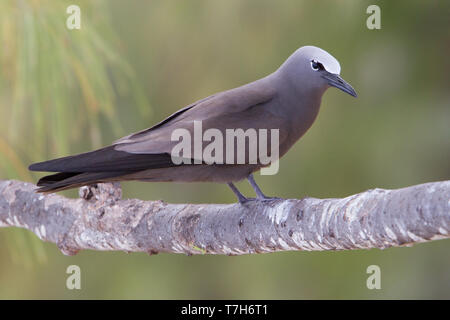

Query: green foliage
0;0;149;271
0;0;149;180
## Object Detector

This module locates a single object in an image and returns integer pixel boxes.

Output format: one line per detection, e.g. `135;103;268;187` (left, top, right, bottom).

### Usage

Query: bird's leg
227;182;249;204
247;174;267;199
247;174;281;201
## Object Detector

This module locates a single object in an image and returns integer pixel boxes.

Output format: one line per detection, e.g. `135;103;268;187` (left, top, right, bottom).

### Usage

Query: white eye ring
311;60;322;71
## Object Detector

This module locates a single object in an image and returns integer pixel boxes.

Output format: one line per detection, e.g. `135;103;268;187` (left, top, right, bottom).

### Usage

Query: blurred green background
0;0;449;299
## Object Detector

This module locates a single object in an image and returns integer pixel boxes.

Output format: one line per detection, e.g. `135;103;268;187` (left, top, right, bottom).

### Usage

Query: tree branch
0;179;448;256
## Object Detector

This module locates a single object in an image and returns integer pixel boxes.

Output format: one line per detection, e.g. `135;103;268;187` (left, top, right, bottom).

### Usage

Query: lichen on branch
0;179;448;256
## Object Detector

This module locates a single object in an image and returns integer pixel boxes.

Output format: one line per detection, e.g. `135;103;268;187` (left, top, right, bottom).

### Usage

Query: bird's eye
311;60;324;71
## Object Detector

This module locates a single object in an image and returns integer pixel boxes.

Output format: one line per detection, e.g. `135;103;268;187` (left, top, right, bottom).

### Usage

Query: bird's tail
34;171;129;193
29;145;176;193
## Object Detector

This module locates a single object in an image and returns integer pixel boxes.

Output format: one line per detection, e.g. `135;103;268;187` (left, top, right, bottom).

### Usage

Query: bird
29;45;357;203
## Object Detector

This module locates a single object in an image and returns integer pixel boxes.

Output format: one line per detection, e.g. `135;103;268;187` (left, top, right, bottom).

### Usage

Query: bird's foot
257;195;283;202
238;196;253;204
238;196;283;204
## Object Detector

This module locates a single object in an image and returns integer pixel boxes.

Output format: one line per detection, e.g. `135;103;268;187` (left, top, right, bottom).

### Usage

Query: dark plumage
29;46;356;201
29;146;176;192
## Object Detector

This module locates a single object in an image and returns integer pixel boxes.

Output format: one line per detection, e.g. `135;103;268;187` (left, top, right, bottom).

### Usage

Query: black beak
322;72;357;98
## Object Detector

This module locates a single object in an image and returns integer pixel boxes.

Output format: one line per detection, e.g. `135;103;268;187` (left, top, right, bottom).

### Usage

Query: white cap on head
301;46;341;74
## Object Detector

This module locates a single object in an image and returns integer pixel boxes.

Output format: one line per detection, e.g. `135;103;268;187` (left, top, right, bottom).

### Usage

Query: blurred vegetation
0;0;149;269
0;0;449;299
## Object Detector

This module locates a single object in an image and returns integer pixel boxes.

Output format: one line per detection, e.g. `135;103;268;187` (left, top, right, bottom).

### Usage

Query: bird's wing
114;94;217;144
29;79;287;177
114;79;288;157
28;146;177;173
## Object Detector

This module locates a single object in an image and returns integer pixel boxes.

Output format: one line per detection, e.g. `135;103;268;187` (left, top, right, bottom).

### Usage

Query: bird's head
280;46;357;98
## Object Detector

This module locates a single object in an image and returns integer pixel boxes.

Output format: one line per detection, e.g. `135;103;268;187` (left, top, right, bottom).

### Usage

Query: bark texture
0;179;448;256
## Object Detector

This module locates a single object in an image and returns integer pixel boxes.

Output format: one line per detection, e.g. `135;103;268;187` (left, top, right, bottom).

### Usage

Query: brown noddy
29;46;357;203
